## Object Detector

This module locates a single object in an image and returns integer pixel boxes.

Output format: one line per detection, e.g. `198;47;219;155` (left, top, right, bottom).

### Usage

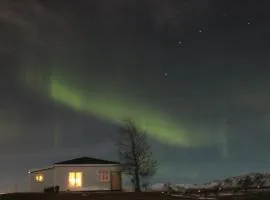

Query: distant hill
150;172;270;193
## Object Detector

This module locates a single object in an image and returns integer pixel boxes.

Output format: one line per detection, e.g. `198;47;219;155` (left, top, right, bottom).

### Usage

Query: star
177;41;184;48
198;29;203;33
247;21;251;25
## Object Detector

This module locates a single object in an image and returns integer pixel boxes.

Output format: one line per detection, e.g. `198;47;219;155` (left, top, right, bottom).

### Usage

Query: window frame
68;171;82;188
35;174;44;183
98;168;110;182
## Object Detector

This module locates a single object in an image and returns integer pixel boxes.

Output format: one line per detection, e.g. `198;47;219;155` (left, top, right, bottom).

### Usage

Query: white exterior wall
30;168;54;192
54;164;121;191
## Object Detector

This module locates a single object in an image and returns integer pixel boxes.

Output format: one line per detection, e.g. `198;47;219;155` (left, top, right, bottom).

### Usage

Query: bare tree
116;119;157;192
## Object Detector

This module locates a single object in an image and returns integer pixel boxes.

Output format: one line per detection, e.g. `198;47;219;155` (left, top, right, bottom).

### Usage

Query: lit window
68;172;82;188
98;169;110;182
35;175;44;182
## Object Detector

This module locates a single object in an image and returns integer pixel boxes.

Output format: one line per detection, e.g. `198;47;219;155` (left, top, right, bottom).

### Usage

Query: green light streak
50;75;220;148
20;67;228;150
50;78;193;147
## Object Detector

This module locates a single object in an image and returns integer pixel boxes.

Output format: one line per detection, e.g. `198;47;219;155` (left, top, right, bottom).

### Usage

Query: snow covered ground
148;183;169;191
149;172;270;196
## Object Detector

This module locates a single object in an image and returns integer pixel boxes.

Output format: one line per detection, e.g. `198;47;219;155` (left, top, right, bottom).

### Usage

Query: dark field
1;192;270;200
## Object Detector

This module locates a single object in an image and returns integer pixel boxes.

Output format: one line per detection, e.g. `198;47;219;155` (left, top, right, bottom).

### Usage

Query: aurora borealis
45;71;227;149
1;0;270;193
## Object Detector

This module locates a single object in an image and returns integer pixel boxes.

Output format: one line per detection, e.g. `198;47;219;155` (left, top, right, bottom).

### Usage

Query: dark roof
53;157;120;165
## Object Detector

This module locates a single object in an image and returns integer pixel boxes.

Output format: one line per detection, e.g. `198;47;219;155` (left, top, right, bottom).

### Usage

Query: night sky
1;0;270;192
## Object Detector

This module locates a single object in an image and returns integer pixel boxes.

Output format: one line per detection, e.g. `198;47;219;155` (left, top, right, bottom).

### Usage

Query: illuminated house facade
28;157;122;192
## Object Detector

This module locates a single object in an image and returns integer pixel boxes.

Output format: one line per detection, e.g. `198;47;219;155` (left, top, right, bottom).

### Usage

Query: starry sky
1;0;270;192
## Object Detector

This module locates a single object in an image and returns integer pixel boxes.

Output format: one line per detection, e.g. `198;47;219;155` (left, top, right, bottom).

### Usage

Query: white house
28;156;122;192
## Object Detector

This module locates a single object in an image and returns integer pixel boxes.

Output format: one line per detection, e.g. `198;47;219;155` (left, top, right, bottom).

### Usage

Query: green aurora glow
21;67;228;153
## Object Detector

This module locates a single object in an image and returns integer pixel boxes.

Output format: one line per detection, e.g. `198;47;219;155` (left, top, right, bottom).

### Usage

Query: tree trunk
130;131;141;192
134;166;141;192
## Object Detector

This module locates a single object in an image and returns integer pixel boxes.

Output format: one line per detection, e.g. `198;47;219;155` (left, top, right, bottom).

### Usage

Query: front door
111;171;121;191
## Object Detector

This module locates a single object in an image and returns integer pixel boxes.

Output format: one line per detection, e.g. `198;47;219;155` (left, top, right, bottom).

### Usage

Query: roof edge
28;163;121;173
53;163;121;167
28;166;54;173
53;156;121;165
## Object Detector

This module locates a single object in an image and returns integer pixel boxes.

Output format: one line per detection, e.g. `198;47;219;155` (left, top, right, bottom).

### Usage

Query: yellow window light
68;172;82;188
35;175;44;182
